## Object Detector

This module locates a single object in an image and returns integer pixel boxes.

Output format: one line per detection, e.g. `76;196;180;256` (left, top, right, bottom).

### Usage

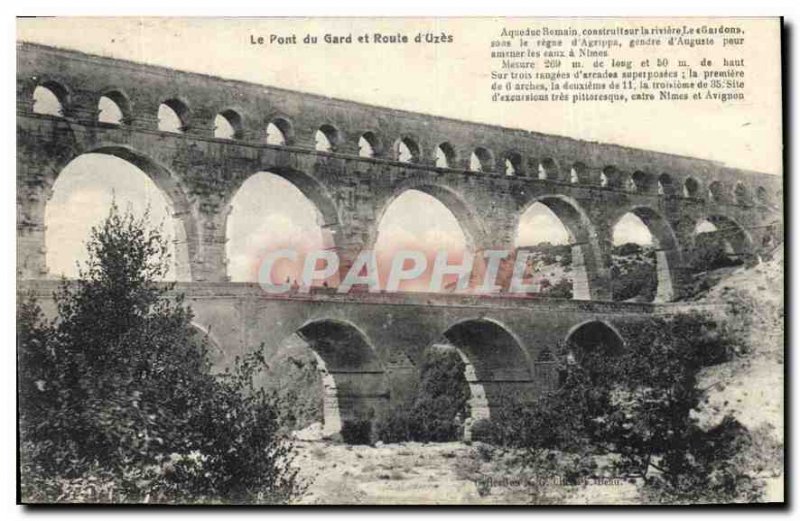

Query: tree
18;203;302;503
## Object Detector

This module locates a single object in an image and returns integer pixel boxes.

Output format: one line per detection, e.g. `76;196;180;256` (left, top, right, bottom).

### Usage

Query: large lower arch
565;320;625;359
610;206;682;302
44;145;195;281
563;320;626;382
277;319;389;438
435;318;533;424
189;322;226;369
515;195;604;300
223;168;342;284
698;215;755;260
369;181;487;254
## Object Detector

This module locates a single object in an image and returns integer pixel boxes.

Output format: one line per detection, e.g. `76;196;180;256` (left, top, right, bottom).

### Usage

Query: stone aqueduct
17;43;783;432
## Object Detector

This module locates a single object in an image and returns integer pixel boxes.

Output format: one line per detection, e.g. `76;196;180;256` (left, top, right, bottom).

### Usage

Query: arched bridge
17;43;783;433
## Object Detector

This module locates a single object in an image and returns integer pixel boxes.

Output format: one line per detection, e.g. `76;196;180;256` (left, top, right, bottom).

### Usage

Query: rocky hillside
692;245;784;501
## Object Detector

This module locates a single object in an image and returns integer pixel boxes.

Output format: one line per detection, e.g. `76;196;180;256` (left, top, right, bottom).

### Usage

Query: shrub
613;242;643;257
689;232;743;273
611;253;657;301
257;348;324;434
544;278;573;299
482;312;763;503
17;204;303;504
340;420;374;445
375;347;470;443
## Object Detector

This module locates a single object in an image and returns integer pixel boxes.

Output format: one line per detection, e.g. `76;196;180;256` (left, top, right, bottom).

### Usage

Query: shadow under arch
562;319;626;384
564;319;626;358
189;322;226;369
368;181;487;254
434;318;533;425
277;318;389;437
515;194;604;300
48;144;196;281
610;205;682;302
693;214;757;265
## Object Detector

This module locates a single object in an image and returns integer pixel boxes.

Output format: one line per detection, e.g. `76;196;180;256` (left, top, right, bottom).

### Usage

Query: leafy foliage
544;278;573;299
480;313;764;502
18;204;303;504
376;347;470;443
689;232;744;273
256;347;324;434
611;244;657;301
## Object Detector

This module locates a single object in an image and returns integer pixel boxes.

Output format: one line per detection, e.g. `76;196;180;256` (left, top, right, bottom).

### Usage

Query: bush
257;348;324;434
611;256;657;301
544;278;573;299
18;204;303;504
375;347;470;443
469;419;493;443
482;313;763;503
689;232;743;273
613;242;643;257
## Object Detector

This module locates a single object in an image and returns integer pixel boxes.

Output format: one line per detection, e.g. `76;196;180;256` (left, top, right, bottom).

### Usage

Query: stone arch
695;214;754;259
537;157;559;180
436;318;532;422
570;162;589;184
394;136;421;163
358;131;382;158
32;80;70;117
708;180;725;202
189;322;226;369
266;116;294;145
503;151;524;176
516;194;604;300
434;142;456;168
97;89;132;125
610;205;682;302
45;145;196;281
564;319;626;362
315;123;341;152
292;318;389;436
470;147;494;172
756;186;769;206
621;172;636;192
684;176;701;198
158;98;190;133
214;108;244;140
601;165;619;188
658;173;676;196
632;171;655;193
369;180;487;253
733;181;751;206
222;167;343;279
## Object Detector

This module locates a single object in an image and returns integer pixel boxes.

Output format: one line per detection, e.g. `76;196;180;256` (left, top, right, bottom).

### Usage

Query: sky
24;17;772;286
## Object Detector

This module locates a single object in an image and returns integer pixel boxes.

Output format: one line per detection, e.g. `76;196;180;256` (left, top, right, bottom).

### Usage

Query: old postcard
16;17;784;505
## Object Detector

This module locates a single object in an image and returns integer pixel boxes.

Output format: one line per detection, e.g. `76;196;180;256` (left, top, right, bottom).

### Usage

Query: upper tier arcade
17;42;783;301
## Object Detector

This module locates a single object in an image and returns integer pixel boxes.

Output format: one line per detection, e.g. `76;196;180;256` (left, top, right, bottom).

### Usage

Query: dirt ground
292;441;641;505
